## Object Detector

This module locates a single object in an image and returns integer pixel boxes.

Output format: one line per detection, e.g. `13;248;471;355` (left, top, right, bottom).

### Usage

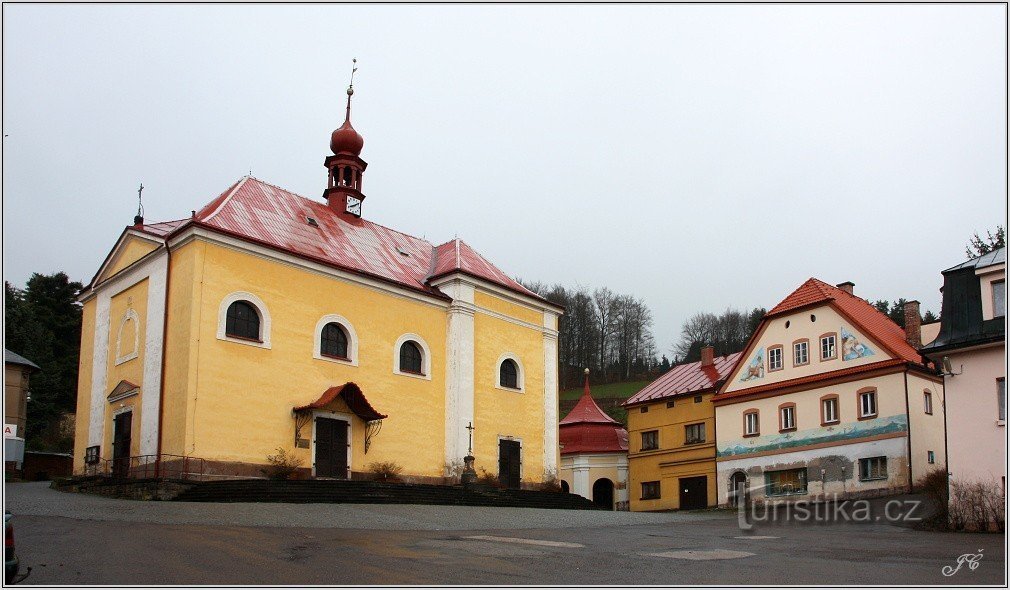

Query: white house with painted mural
712;279;946;505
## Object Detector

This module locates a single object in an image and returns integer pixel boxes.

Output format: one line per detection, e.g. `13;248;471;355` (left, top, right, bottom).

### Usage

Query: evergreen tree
965;225;1006;259
4;273;83;451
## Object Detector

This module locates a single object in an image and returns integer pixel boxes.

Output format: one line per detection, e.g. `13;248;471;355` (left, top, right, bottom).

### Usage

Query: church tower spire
323;58;367;218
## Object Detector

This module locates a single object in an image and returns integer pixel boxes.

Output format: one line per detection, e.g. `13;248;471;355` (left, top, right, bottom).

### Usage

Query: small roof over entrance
293;382;387;422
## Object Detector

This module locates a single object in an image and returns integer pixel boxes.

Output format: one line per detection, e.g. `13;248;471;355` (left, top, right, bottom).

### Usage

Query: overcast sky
3;4;1006;354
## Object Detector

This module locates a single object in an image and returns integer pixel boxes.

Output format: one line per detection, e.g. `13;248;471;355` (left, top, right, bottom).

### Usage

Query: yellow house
623;347;740;511
5;349;39;471
713;279;945;505
72;84;563;486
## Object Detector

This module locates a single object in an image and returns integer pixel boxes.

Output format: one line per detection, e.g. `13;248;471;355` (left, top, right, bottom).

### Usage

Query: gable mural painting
739;347;765;382
840;327;874;361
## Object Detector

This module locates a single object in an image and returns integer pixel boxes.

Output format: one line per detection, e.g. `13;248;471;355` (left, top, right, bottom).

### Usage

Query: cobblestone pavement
4;481;728;530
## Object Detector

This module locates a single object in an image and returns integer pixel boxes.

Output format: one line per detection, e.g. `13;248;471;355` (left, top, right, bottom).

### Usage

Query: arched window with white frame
495;353;525;392
216;291;271;348
313;314;359;366
393;333;431;379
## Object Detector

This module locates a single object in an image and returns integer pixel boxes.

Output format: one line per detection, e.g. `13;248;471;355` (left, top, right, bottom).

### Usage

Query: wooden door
679;475;708;510
497;439;521;489
112;412;132;479
314;418;349;478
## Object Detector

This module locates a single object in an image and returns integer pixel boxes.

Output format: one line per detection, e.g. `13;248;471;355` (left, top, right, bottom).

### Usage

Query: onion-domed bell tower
323;59;367;218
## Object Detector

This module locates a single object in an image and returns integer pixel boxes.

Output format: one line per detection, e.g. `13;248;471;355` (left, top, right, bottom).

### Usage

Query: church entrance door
112;411;132;479
314;417;349;478
498;439;521;488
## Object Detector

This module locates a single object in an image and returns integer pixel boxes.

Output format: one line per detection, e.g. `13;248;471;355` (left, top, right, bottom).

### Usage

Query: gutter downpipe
155;241;172;478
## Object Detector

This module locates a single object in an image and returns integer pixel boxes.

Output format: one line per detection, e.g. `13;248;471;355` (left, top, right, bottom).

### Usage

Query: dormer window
993;280;1005;318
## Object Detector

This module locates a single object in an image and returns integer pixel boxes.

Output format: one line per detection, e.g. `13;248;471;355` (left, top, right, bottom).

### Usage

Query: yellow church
72;81;563;486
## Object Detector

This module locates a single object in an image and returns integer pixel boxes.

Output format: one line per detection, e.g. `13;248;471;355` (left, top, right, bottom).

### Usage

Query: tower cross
134;183;145;225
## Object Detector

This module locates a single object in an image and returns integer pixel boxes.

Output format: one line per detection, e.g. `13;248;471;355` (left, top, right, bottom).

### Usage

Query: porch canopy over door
292;382;388;450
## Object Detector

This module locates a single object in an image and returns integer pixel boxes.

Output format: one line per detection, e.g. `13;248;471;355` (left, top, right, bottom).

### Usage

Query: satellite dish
942;356;953;374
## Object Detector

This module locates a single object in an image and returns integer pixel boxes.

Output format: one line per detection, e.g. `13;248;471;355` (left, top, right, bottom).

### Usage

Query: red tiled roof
135;219;189;238
559;375;629;455
293;382;387;422
767;278;923;364
147;176;546;303
623;352;742;407
430;238;539;298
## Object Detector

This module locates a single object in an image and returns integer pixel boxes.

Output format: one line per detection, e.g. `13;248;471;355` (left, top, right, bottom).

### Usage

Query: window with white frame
744;411;759;436
822;397;839;424
793;341;809;366
393;334;431;379
923;390;933;415
859;390;877;418
859;456;887;481
768;347;783;371
217;291;271;348
998;378;1006;422
780;405;796;431
820;334;836;360
927;450;935;464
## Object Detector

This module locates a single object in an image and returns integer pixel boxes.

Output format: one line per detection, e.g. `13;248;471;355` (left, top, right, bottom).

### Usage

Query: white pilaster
542;311;560;476
442;279;476;468
88;293;112;448
139;253;168;456
616;462;629;506
573;455;591;499
86;250;168;457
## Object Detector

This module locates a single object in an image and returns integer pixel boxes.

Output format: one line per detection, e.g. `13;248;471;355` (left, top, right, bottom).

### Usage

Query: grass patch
559;380;649;401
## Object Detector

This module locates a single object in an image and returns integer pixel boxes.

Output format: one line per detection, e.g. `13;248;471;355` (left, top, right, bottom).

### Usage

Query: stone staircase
172;479;602;510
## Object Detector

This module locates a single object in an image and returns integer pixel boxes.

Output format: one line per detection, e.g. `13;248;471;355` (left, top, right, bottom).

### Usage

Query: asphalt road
5;482;1006;585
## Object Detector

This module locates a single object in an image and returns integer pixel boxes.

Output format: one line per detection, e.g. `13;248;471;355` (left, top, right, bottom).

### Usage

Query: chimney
904;300;921;348
836;281;855;295
700;345;715;367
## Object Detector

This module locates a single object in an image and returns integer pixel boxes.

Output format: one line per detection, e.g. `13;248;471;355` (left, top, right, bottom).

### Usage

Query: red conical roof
559;371;628;455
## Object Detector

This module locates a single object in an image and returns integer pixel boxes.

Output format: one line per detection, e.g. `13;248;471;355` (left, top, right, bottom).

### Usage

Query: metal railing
83;454;206;481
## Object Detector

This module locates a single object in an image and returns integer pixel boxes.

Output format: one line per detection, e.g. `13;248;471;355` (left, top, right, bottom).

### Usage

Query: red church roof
623;352;742;407
767;278;922;364
559;373;629;455
132;176;548;304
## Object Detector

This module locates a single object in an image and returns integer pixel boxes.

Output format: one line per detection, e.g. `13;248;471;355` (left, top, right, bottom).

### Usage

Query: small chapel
558;370;629;510
72;76;563;486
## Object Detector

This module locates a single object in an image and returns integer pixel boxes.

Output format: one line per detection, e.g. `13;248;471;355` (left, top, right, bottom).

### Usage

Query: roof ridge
240;177;438;248
200;176;250;222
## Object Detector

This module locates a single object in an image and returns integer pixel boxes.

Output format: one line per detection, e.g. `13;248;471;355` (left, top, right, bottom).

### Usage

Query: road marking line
733;535;779;540
464;535;584;548
648;549;755;561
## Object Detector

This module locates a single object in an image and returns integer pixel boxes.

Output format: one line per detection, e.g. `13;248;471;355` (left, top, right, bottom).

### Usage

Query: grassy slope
559;380;650;401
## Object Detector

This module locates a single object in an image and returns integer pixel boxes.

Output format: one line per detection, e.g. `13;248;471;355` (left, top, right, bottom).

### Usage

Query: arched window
320;323;349;359
225;301;260;340
399;341;423;374
500;359;519;389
